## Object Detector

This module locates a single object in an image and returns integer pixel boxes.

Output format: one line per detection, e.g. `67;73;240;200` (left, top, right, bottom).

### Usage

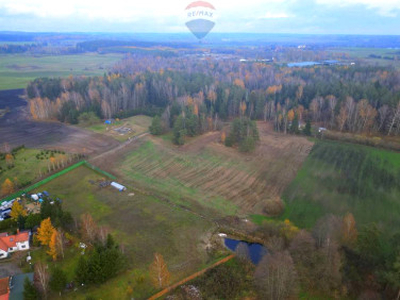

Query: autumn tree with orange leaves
48;229;65;261
1;178;14;196
221;131;226;144
5;154;14;167
150;253;171;289
342;213;358;246
10;201;27;220
37;218;55;246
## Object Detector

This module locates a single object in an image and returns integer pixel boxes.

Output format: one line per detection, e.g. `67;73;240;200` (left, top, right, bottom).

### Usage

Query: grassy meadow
282;140;400;234
0;53;123;90
329;47;400;68
0;148;71;195
34;165;215;299
84;115;152;142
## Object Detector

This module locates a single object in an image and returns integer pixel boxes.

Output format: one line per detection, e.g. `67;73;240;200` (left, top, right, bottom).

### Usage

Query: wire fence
1;160;116;204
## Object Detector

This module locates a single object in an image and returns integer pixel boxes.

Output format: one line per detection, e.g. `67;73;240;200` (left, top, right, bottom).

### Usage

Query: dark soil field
0;90;119;155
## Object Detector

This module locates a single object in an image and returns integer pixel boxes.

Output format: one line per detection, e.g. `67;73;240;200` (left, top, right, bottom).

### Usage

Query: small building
0;277;10;300
104;119;115;125
0;230;30;259
111;182;127;192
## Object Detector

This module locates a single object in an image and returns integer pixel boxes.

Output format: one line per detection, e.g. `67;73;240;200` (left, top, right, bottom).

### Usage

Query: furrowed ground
102;122;314;218
282;140;400;234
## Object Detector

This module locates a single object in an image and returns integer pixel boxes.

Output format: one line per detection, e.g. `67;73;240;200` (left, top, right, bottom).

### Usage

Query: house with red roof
0;277;9;300
0;230;29;259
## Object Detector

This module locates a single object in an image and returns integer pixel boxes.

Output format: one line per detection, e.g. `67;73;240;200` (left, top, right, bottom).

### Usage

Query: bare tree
235;242;250;262
34;262;50;299
312;214;342;248
80;213;98;244
254;251;298;300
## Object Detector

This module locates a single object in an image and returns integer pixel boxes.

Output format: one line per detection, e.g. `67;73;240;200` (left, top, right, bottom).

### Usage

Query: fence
1;160;116;204
84;161;117;180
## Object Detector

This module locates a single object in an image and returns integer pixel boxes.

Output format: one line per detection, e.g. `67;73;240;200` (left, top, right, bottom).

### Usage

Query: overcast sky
0;0;399;35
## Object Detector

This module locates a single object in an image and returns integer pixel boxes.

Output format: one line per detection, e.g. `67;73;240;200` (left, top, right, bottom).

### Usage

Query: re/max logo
187;11;214;18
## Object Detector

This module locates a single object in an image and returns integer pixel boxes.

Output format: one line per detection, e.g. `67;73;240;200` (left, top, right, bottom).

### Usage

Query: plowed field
115;122;313;217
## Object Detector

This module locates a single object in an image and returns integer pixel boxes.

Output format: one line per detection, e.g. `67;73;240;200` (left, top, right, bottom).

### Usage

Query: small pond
224;238;267;265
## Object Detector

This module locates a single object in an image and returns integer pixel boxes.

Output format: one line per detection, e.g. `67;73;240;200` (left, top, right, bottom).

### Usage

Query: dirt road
148;254;235;300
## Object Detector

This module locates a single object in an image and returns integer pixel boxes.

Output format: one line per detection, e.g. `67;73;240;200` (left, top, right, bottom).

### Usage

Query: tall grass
282;140;400;235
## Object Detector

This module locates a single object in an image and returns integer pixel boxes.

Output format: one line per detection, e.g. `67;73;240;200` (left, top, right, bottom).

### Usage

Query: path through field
113;122;314;216
148;254;235;300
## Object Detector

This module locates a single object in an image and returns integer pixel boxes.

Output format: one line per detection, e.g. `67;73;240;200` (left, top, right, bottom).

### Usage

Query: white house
0;231;30;259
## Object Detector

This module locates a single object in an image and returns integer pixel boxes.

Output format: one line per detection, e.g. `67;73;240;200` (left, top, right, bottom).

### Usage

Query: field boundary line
0;160;116;203
84;161;117;180
148;254;235;300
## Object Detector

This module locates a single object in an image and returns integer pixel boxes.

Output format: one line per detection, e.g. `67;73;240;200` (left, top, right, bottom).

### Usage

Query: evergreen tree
75;235;124;285
304;120;312;136
25;214;42;229
23;277;39;300
172;115;186;145
49;267;67;295
149;116;163;135
186;113;199;137
226;117;259;152
75;256;89;285
290;114;300;134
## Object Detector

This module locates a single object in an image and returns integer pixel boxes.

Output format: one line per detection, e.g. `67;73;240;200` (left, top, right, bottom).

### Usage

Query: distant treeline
76;39;194;52
0;43;39;54
26;55;400;136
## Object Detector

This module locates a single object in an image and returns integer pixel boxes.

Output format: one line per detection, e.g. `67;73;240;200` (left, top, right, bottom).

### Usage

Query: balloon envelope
185;1;216;40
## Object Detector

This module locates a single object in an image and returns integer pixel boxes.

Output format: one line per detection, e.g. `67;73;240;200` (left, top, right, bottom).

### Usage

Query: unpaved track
148;254;235;300
90;132;149;162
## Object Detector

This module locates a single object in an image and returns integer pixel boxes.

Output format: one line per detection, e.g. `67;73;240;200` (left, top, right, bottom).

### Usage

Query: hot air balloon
185;1;216;40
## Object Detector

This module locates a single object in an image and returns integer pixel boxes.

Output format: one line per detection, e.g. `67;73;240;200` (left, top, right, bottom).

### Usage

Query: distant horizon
1;0;400;35
1;31;400;37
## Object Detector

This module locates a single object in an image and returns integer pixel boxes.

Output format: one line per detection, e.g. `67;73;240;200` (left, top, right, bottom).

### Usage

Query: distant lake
287;61;321;67
224;238;267;265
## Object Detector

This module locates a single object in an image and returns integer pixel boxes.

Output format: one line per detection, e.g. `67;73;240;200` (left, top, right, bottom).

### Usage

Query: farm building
111;182;127;192
0;230;30;259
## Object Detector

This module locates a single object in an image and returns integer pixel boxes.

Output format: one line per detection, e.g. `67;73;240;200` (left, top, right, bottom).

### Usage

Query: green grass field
118;139;248;217
282;140;400;233
0;53;123;90
84;115;152;142
0;148;71;195
114;126;313;218
328;47;400;68
34;165;214;299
